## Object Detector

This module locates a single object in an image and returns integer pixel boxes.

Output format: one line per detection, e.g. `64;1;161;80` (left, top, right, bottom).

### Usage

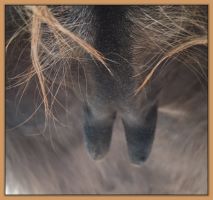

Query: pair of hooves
83;104;157;165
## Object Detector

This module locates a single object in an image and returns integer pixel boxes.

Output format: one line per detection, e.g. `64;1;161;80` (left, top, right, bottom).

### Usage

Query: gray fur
6;5;207;194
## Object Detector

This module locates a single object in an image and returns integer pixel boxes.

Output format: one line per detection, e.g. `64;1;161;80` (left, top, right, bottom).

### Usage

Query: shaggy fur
5;5;208;194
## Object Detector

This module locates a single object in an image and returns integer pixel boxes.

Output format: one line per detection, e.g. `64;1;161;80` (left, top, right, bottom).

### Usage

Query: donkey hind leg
122;103;158;165
83;105;116;160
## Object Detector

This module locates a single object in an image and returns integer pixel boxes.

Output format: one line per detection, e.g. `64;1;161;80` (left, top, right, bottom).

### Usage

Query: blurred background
5;6;208;194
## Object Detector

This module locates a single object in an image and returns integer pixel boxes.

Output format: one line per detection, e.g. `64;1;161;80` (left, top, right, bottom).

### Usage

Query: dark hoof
83;105;116;160
122;104;158;165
